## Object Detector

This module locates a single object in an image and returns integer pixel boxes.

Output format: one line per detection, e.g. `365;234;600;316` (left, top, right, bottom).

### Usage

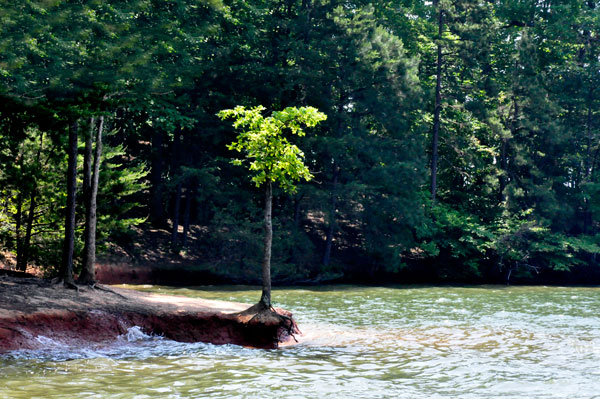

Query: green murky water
2;285;600;398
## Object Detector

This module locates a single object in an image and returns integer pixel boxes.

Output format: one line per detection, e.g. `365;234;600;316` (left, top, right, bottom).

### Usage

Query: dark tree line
0;0;599;285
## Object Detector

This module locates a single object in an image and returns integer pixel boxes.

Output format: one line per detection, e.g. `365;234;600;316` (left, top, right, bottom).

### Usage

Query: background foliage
1;0;599;284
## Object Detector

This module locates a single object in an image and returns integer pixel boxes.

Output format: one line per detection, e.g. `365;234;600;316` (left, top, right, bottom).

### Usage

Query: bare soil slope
0;276;298;351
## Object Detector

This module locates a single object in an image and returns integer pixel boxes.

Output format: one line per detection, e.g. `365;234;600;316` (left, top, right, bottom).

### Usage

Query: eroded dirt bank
0;276;298;352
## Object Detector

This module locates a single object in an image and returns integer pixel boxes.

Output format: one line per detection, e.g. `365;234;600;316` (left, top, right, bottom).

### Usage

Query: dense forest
1;0;599;285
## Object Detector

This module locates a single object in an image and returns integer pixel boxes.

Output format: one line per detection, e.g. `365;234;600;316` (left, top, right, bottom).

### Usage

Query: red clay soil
0;276;299;352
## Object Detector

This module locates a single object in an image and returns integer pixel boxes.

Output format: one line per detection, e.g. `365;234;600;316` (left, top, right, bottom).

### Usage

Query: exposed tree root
1;276;300;350
51;277;79;291
88;283;128;300
49;277;127;298
237;302;301;346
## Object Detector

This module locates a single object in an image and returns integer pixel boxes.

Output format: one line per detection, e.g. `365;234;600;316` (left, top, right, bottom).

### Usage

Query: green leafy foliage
218;105;326;192
96;141;148;245
1;0;599;284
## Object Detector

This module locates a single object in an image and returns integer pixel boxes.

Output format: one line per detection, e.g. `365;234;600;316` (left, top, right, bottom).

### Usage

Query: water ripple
2;285;600;398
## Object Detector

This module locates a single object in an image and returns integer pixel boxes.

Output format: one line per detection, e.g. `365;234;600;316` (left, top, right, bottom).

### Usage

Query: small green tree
218;105;326;309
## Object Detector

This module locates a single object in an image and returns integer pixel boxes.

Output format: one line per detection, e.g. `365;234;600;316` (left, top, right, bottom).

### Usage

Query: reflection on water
2;285;600;398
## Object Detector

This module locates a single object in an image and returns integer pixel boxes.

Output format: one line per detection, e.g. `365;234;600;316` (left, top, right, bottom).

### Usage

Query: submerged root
270;307;301;343
237;302;301;346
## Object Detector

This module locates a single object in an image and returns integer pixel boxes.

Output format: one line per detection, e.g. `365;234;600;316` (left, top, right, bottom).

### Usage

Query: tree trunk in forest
18;191;36;272
585;90;594;178
14;191;23;270
60;120;78;286
431;1;444;204
80;117;94;279
14;145;26;269
322;164;339;267
17;132;44;272
181;187;192;248
582;87;595;234
301;0;312;42
259;180;273;308
170;131;182;251
149;127;165;227
500;97;518;202
17;189;37;272
82;117;94;203
499;138;508;202
171;182;182;250
80;116;103;285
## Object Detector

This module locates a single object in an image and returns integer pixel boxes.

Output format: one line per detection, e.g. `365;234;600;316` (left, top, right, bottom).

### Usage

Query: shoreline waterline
2;285;599;398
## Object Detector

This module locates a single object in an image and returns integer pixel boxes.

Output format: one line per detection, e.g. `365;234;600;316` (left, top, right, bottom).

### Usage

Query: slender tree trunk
582;87;594;234
18;132;44;271
181;187;192;248
431;1;444;203
585;89;594;178
80;117;94;277
171;182;182;250
301;0;312;42
322;92;345;266
82;117;94;201
13;142;24;269
500;97;518;202
297;0;313;102
170;131;182;250
14;191;23;270
322;164;339;267
14;142;26;268
61;120;78;286
259;180;273;308
499;139;508;201
18;191;37;271
149;127;165;227
80;116;103;285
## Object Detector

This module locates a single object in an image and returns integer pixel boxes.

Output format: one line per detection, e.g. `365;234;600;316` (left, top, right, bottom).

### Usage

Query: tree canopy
1;0;599;286
219;105;326;192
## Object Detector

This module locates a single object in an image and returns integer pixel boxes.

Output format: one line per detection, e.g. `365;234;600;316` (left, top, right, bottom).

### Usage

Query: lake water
1;285;600;398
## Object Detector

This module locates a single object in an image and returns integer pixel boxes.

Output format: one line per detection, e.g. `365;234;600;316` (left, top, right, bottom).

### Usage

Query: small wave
34;335;63;348
120;326;155;342
2;326;167;361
